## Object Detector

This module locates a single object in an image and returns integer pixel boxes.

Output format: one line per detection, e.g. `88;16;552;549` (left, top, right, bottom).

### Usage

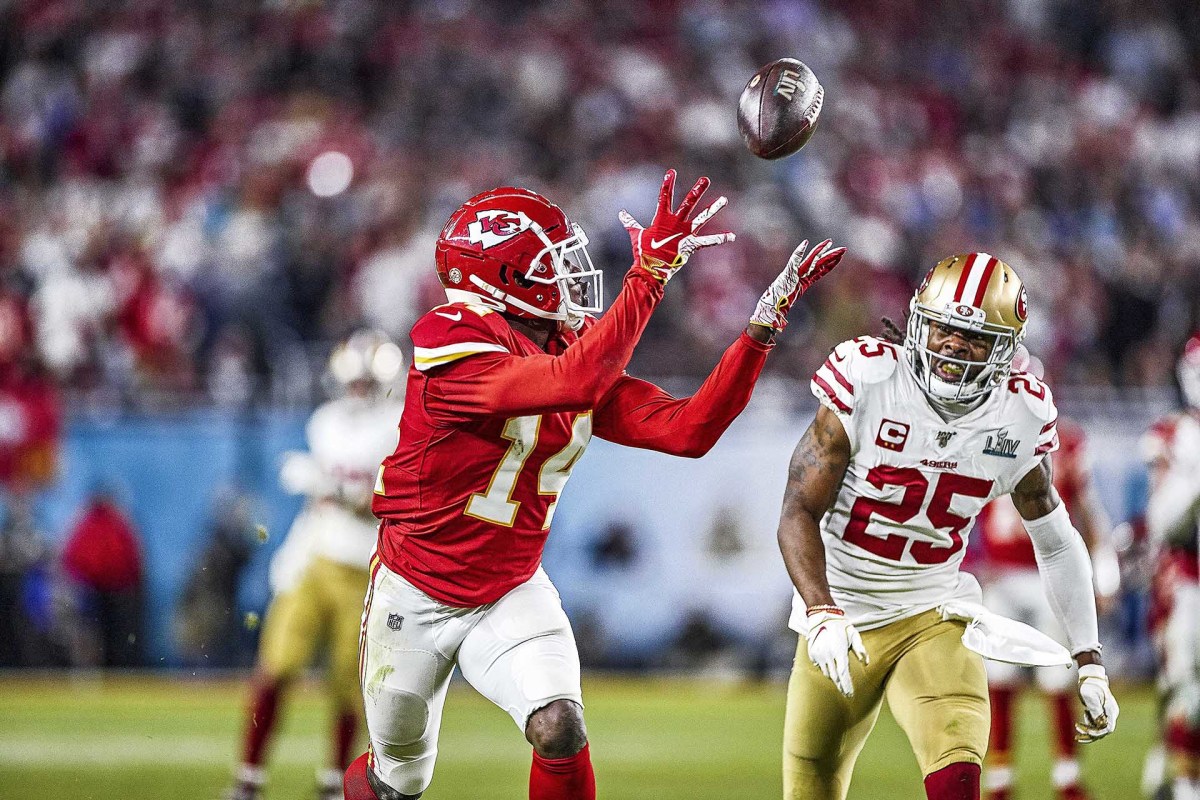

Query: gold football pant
257;556;371;712
783;609;989;800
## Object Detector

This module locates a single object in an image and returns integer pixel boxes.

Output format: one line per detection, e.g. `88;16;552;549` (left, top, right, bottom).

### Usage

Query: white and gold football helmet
905;252;1028;403
327;329;405;396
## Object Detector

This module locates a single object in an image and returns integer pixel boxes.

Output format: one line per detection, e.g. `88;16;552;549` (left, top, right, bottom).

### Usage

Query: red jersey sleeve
419;270;665;421
591;331;771;458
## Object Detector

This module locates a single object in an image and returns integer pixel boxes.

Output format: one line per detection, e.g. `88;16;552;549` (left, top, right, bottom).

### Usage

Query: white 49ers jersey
789;336;1058;633
273;394;404;587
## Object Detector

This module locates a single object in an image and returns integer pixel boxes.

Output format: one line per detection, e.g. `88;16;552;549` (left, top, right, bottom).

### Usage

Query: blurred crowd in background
0;0;1198;673
0;0;1197;411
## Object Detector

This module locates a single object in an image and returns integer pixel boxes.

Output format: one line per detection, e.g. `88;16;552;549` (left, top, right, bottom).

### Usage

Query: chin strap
464;276;568;323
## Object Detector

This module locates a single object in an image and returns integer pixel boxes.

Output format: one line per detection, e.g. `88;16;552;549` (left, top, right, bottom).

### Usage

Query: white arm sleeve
1022;502;1101;656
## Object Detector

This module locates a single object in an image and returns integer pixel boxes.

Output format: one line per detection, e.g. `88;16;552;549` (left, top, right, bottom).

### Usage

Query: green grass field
0;674;1155;800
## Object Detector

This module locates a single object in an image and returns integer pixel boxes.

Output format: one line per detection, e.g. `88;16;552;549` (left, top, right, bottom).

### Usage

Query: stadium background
0;0;1196;797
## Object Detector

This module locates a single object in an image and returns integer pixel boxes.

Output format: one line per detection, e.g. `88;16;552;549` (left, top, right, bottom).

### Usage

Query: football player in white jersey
224;330;406;800
1141;331;1200;800
775;254;1118;800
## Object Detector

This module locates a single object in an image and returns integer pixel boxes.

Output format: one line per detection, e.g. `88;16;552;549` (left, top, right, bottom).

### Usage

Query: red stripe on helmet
952;256;975;301
972;256;999;307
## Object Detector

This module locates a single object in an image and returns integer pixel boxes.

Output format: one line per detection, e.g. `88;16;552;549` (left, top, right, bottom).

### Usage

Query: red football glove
749;238;846;333
619;169;734;284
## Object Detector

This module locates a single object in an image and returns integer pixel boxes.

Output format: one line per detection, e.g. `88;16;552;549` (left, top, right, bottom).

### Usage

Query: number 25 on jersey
844;466;993;564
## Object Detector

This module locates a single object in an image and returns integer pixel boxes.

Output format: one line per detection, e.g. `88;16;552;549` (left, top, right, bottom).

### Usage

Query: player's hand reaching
750;239;846;334
806;605;869;697
619;169;734;284
1075;664;1119;742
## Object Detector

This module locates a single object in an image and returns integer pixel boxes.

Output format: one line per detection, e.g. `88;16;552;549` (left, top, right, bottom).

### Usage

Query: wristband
806;604;844;617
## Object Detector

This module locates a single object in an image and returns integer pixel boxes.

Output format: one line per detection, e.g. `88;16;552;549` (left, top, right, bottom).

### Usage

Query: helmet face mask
907;308;1016;402
904;253;1027;405
436;188;603;330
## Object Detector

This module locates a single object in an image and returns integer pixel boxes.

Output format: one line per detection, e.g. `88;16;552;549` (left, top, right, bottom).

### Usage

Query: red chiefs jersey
978;417;1088;568
374;272;770;606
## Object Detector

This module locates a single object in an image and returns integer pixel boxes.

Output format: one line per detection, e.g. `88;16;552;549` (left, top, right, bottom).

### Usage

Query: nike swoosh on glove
1075;663;1119;742
750;238;846;332
806;607;869;697
619;169;734;284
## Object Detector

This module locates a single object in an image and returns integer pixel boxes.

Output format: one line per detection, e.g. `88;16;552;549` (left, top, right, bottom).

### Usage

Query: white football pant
359;564;583;796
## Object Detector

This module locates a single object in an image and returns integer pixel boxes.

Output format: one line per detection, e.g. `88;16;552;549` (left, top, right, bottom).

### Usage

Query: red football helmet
1178;331;1200;409
434;187;602;329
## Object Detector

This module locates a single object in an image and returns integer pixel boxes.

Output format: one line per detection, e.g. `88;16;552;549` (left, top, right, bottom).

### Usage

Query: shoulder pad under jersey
410;303;509;372
811;336;902;417
1004;371;1058;456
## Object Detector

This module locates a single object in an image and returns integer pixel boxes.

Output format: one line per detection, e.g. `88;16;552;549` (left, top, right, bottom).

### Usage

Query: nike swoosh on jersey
650;233;682;249
435;310;463;321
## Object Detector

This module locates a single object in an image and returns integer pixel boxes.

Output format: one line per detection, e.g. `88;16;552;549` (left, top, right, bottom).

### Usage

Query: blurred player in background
777;253;1118;800
343;171;845;800
224;330;406;800
1142;332;1200;800
977;411;1119;800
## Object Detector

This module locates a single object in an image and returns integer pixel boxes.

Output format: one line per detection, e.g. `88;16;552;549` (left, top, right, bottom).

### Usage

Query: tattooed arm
777;405;853;607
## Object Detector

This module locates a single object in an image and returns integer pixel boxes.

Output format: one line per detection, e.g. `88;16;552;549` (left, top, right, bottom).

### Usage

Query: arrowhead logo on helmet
467;210;534;249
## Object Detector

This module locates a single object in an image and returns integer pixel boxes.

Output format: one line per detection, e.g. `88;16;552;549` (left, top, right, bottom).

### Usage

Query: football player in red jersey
1142;332;1200;800
342;170;846;800
976;413;1119;800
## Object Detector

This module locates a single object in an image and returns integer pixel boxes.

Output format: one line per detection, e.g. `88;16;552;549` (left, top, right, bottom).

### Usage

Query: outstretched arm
591;238;847;456
591;330;772;457
427;270;665;417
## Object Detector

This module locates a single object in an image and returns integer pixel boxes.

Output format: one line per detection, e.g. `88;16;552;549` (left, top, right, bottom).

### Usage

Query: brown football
737;58;824;160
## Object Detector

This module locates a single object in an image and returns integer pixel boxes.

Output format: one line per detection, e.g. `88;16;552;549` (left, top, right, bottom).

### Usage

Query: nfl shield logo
387;613;404;631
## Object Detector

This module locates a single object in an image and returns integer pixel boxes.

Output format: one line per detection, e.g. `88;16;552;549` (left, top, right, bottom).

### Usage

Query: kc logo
467;210;533;249
876;419;911;452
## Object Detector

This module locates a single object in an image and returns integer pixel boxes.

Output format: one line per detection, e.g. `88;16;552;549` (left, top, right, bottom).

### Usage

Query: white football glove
749;238;846;332
806;607;869;697
1075;663;1119;742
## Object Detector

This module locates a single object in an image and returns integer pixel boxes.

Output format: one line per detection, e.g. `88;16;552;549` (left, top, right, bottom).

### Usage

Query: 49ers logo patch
467;210;533;249
876;419;911;452
1015;286;1029;322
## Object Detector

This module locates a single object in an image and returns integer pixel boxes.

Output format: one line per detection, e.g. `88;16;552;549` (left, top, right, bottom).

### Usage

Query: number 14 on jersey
465;413;592;529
